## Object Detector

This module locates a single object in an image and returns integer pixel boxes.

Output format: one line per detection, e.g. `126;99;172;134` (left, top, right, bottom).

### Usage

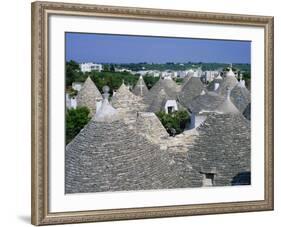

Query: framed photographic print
31;1;274;225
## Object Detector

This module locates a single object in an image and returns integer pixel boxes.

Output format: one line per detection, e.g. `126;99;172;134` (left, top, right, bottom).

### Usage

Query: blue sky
65;32;251;64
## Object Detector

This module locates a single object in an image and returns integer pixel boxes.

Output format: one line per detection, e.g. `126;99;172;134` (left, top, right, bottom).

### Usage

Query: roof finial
94;85;118;122
215;86;240;114
226;66;235;77
102;85;110;100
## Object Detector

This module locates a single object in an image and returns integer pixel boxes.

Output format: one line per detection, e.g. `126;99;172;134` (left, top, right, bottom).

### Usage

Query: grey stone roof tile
178;77;206;108
76;77;102;116
143;78;180;106
111;83;147;117
132;76;148;96
65;118;195;193
216;76;238;95
230;84;251;112
188;92;224;113
187;113;251;186
147;88;169;113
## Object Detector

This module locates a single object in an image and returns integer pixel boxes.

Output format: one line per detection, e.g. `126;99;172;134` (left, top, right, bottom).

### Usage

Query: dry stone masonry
143;78;180;106
132;75;149;97
66;119;189;193
230;83;251;112
76;76;102;116
66;68;251;193
187;113;251;186
178;77;206;108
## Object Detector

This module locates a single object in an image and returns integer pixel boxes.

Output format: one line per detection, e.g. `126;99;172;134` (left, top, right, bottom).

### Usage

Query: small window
167;106;174;113
202;173;214;186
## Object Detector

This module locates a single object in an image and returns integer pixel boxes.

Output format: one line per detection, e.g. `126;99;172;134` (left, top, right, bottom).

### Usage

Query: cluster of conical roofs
66;67;251;193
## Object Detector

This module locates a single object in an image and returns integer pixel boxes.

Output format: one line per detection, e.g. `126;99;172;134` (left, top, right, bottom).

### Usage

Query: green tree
174;78;184;85
102;64;110;72
67;88;78;98
110;64;115;72
66;107;91;144
242;71;251;90
143;76;160;89
67;60;80;71
88;71;139;94
156;110;189;136
65;60;85;86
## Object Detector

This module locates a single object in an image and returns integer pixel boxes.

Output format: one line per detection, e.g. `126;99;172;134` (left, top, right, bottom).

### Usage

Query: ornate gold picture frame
31;1;274;225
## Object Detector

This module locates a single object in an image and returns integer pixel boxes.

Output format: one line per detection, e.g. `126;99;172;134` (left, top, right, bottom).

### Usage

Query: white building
192;68;203;78
137;70;161;77
150;70;161;77
80;62;103;73
161;70;177;79
178;71;189;78
201;71;220;83
186;69;195;77
164;100;178;113
137;70;149;76
171;71;178;78
115;68;134;74
66;93;77;109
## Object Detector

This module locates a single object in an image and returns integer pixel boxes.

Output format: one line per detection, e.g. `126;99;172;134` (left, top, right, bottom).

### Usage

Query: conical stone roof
167;151;203;188
76;77;102;115
178;77;206;108
143;78;180;106
181;74;192;87
188;91;224;113
134;112;169;144
216;75;238;95
230;83;251;112
147;88;169;113
215;91;240;114
111;83;146;118
187;112;251;186
65;118;184;193
132;76;148;96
